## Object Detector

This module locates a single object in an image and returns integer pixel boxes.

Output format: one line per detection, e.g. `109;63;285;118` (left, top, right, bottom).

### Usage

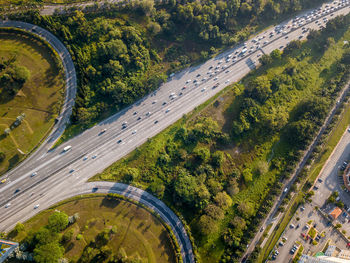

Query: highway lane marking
0;154;64;192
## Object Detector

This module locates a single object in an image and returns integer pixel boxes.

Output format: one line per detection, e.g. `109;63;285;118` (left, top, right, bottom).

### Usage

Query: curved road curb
45;182;195;263
0;20;77;175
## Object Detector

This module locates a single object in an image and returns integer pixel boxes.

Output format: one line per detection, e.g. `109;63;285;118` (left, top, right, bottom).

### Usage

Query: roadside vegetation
92;15;350;262
5;0;329;141
0;31;64;175
5;195;177;263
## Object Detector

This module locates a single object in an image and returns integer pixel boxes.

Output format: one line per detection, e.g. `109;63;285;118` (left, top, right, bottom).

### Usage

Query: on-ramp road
0;20;77;178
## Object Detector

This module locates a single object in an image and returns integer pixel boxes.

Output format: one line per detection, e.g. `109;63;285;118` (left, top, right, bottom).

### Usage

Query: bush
47;211;69;232
61;229;74;244
76;234;83;240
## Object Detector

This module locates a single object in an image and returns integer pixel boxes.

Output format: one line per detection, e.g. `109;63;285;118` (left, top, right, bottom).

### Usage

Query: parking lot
269;203;348;262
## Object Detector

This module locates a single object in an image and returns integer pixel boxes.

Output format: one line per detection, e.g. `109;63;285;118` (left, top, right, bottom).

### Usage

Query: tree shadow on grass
65;242;75;253
100;195;120;209
8;153;20;170
0;133;6;142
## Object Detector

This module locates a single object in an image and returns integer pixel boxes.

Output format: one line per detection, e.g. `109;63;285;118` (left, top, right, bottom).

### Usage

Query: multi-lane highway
1;0;350;262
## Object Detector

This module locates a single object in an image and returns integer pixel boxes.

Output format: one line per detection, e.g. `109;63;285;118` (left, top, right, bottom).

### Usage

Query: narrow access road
0;20;77;177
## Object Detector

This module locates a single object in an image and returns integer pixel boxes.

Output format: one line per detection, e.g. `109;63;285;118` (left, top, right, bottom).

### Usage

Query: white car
83;156;88;161
31;172;37;177
34;204;40;209
92;155;97;159
5;203;10;208
165;109;171;113
132;130;137;135
201;88;206;92
186;79;191;83
225;79;230;84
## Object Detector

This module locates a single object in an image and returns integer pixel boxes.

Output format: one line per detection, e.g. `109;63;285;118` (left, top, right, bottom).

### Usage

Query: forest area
93;15;350;262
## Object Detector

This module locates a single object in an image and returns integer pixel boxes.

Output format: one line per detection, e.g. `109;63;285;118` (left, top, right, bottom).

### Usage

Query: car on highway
0;179;6;184
132;130;137;135
92;155;97;159
117;139;122;144
186;79;191;83
165;109;171;113
146;112;151;116
14;188;20;194
83;156;88;161
154;120;159;124
34;204;40;209
162;102;167;106
201;88;206;92
137;116;142;120
152;100;157;104
92;187;98;192
99;129;107;135
182;86;187;90
5;203;11;208
133;111;137;115
69;169;75;173
31;172;38;177
284;187;288;193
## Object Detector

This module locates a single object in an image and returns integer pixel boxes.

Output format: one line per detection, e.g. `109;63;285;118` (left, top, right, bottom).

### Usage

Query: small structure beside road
329;207;343;220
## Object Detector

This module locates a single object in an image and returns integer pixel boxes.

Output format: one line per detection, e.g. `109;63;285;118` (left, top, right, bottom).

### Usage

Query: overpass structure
0;239;18;263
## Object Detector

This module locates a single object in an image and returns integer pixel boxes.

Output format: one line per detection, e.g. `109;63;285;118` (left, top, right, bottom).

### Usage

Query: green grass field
13;195;176;263
0;32;64;174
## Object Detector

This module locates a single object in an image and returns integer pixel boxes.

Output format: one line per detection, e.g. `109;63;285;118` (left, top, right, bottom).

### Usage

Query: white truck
63;145;72;152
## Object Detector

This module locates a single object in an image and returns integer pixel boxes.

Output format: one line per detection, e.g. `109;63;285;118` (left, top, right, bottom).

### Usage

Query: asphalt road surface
1;1;350;262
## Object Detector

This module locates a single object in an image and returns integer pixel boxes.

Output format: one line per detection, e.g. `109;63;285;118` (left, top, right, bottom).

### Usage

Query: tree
34;242;64;263
259;54;273;65
48;211;69;232
271;49;281;60
194;147;210;163
35;227;59;245
148;179;165;198
121;167;140;183
174;171;198;205
214;192;232;210
242;168;253;183
245;76;272;103
238;201;254;219
13;222;25;235
204;204;225;220
13;65;30;83
197;215;218;236
211;151;225;168
61;229;74;244
148;22;161;35
255;161;268;175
